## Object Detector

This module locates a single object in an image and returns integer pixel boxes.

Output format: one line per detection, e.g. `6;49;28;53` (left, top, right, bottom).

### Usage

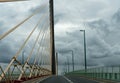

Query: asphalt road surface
39;75;99;83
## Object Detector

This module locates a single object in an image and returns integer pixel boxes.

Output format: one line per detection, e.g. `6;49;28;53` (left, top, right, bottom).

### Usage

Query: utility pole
49;0;56;75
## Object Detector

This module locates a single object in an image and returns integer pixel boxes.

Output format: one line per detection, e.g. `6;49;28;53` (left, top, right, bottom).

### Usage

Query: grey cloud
112;8;120;24
0;40;15;63
54;0;120;73
86;59;99;67
55;7;120;69
54;13;65;25
86;9;120;65
30;3;49;15
0;21;4;27
100;55;120;66
88;19;110;36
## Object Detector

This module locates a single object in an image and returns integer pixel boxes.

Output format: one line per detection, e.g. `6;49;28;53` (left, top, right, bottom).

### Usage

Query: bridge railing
66;66;120;82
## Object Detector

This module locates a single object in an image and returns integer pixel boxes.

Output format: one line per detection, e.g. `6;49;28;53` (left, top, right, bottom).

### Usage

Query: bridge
0;0;119;83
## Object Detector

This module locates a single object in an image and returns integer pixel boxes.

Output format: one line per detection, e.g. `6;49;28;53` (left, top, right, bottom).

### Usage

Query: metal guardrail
66;66;120;82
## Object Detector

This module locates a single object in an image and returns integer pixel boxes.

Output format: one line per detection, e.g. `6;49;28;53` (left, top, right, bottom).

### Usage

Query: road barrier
65;66;120;82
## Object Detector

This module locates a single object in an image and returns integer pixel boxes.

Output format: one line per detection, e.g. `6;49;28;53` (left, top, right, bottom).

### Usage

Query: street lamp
66;56;70;73
58;50;74;72
56;50;75;73
70;50;74;71
55;52;71;74
22;50;25;64
56;52;58;75
80;30;87;71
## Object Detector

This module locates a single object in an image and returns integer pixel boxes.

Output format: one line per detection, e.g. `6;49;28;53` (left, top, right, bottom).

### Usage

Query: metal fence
66;66;120;82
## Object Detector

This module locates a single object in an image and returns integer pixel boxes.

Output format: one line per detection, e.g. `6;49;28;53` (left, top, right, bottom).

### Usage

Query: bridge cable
18;16;49;79
0;4;47;40
37;27;50;74
32;24;49;77
37;27;49;66
43;29;50;69
0;0;28;2
32;26;49;76
28;21;49;77
0;13;47;81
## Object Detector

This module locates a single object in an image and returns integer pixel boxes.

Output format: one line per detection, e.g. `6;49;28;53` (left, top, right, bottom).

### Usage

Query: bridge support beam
49;0;56;75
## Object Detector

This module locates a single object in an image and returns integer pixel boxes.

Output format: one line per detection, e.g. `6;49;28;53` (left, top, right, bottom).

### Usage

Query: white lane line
63;76;74;83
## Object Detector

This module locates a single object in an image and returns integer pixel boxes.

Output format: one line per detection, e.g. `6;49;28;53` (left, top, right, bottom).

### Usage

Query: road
39;75;99;83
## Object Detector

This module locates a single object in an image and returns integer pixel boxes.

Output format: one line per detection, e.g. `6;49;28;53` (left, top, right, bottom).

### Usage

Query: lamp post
67;56;70;73
59;50;74;72
56;52;58;75
22;51;25;64
70;50;74;71
64;62;67;74
80;30;87;71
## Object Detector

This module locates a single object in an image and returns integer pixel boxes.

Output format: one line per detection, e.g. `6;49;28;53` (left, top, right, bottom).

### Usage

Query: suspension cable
27;20;49;65
0;13;46;81
0;0;28;2
36;26;49;67
37;28;49;67
18;17;49;80
32;24;49;66
0;4;47;40
29;23;49;77
44;30;51;68
25;16;48;64
42;30;49;68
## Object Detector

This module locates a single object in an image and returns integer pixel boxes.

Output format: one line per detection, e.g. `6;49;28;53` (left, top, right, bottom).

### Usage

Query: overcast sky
54;0;120;68
1;0;120;73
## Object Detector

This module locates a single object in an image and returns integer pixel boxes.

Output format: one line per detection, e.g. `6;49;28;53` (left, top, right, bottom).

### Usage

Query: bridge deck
38;75;99;83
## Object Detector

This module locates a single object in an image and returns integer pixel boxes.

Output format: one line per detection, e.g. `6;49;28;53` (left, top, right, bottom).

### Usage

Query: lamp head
80;30;85;32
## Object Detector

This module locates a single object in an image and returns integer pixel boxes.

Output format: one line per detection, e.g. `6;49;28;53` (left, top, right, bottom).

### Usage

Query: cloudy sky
54;0;120;68
1;0;120;73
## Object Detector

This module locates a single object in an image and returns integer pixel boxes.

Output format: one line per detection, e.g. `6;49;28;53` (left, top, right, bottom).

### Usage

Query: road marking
63;76;74;83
